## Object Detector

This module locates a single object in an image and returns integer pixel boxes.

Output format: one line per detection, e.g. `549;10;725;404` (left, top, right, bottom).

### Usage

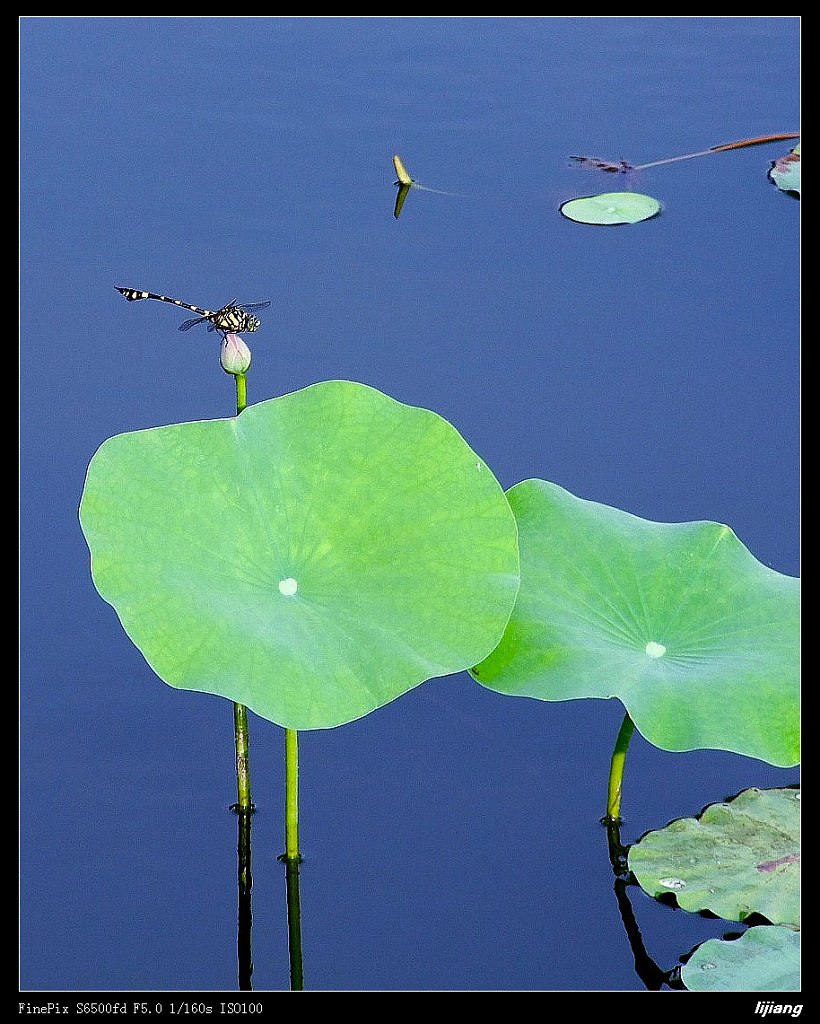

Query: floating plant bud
220;333;252;376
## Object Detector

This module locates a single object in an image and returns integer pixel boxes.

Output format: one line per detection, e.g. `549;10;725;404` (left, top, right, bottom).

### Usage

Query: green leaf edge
681;925;800;992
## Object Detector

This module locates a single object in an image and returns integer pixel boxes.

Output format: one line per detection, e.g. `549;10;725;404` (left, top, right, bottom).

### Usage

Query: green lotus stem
232;370;252;812
285;728;300;861
235;372;247;415
281;730;303;988
606;712;636;822
233;702;252;811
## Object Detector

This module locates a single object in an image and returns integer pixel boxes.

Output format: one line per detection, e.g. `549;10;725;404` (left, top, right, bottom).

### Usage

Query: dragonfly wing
180;301;233;332
238;301;272;313
178;314;210;331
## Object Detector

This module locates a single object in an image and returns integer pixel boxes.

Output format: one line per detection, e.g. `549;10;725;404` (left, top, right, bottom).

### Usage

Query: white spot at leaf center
279;577;298;596
645;641;666;658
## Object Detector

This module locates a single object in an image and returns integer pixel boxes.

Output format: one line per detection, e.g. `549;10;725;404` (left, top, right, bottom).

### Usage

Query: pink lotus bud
220;333;252;375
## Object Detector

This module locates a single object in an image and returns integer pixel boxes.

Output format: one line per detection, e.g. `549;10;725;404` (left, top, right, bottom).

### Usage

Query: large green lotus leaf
682;926;800;992
79;381;520;730
559;192;661;225
769;142;801;197
628;788;800;926
470;480;799;766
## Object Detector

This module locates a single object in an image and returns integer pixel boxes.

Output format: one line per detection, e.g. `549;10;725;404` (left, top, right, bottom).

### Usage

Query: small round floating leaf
79;381;520;730
628;788;800;926
769;142;801;197
470;480;799;766
559;191;661;225
682;926;800;992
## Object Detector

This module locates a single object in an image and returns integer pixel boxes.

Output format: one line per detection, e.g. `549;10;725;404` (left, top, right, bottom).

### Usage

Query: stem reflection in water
604;818;681;990
283;856;305;991
235;807;253;991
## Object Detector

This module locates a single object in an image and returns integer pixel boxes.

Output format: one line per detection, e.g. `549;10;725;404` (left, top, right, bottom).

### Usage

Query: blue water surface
20;16;799;992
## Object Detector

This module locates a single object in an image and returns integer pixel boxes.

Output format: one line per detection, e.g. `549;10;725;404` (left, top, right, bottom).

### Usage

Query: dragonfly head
246;315;262;332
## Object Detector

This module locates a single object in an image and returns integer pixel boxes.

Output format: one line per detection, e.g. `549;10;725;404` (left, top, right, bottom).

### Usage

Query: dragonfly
115;287;271;335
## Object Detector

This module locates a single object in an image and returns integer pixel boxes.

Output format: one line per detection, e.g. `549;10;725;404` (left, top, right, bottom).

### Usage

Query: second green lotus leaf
79;380;520;730
470;480;799;766
681;925;800;992
628;788;800;926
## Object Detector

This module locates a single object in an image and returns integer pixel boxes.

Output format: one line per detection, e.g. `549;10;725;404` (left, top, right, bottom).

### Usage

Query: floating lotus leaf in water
628;788;800;926
79;381;520;730
559;192;661;225
682;925;800;992
470;481;799;766
770;142;801;197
